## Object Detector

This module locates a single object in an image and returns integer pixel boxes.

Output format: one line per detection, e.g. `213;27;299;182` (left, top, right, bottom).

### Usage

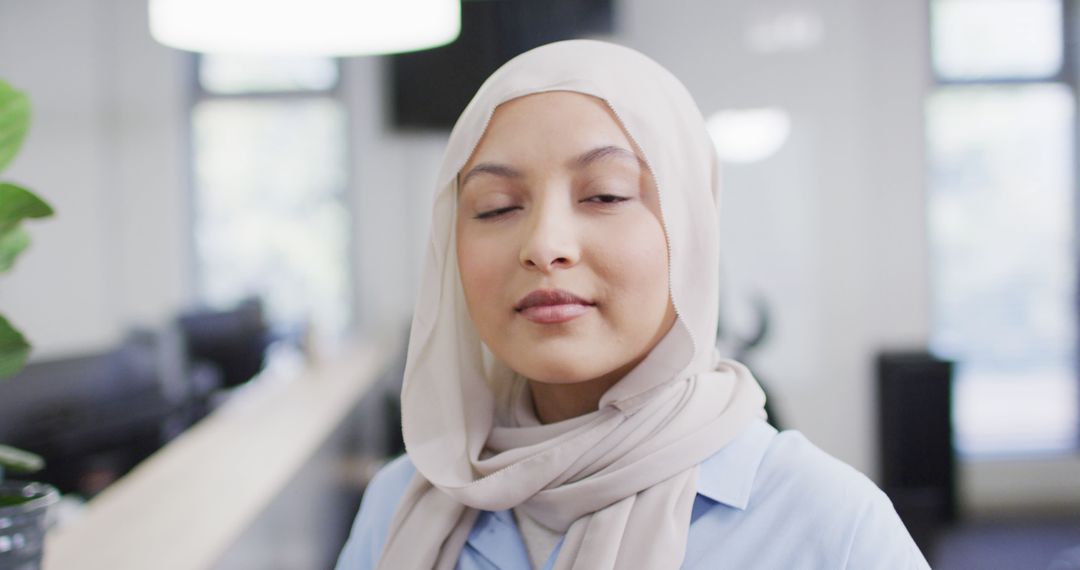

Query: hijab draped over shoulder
378;39;768;570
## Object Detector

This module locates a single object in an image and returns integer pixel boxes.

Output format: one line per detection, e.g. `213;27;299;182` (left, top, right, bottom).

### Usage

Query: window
927;0;1078;455
190;55;353;339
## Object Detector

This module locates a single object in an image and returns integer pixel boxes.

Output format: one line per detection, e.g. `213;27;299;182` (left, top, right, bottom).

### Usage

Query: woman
336;39;929;569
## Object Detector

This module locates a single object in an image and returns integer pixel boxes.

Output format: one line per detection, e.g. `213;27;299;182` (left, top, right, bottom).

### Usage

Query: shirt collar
466;509;531;569
694;418;777;510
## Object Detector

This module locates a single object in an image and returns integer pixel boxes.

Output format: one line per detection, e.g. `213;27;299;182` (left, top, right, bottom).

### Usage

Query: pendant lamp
149;0;461;56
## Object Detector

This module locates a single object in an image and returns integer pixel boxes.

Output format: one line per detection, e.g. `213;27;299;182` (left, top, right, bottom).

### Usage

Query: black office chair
176;297;273;390
0;338;184;497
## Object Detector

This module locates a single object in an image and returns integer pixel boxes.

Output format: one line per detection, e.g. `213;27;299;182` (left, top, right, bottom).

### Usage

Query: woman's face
456;91;677;385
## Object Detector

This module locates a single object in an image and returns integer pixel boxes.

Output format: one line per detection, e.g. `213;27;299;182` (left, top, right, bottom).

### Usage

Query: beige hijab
378;39;768;570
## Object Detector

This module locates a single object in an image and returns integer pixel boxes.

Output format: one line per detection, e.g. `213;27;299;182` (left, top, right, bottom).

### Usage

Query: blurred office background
0;0;1077;568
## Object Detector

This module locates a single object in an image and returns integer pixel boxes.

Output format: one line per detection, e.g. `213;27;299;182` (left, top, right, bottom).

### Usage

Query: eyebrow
459;145;644;189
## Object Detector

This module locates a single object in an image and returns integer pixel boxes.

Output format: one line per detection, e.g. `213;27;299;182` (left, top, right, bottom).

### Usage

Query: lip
515;288;595;324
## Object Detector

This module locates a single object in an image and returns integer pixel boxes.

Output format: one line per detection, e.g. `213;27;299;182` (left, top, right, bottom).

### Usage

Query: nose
518;199;580;272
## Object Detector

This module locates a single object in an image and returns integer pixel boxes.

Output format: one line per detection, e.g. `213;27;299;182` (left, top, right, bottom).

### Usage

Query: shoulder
695;420;880;513
358;453;417;521
751;428;930;568
693;421;929;568
756;428;880;507
334;454;417;570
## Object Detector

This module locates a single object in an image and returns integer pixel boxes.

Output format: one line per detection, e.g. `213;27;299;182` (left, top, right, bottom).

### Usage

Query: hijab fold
377;39;768;570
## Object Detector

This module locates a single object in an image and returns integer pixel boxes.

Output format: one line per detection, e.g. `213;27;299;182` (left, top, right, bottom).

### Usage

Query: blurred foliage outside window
191;55;353;340
928;0;1078;455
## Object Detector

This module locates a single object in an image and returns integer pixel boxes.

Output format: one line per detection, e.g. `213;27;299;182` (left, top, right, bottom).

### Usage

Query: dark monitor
388;0;615;131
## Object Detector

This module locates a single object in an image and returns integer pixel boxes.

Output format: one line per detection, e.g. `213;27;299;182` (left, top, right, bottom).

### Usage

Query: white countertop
44;329;402;570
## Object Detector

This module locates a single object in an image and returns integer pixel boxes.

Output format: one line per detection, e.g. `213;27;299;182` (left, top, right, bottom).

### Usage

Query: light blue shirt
335;420;931;569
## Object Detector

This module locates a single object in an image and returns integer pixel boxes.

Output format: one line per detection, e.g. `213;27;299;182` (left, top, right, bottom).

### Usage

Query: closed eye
583;194;630;205
474;206;520;220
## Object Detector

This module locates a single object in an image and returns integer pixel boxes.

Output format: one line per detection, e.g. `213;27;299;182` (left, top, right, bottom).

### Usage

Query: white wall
0;0;190;357
0;0;1076;514
341;55;447;330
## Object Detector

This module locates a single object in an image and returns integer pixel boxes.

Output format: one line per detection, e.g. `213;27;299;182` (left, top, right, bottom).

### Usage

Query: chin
512;351;613;385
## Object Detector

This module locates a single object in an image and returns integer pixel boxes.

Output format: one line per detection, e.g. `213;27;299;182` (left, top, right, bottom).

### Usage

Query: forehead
459;91;640;173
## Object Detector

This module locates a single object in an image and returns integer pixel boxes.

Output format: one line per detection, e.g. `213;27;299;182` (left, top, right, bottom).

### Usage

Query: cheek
457;229;510;325
594;214;670;311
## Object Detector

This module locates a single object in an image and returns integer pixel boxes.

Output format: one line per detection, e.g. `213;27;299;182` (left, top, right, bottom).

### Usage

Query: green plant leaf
0;183;53;236
0;314;30;379
0;444;44;473
0;226;29;273
0;81;30;175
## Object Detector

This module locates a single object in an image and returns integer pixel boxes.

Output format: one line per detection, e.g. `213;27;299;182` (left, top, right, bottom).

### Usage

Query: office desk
43;328;403;570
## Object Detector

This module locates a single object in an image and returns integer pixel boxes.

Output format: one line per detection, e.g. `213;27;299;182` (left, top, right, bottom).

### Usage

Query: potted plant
0;78;59;570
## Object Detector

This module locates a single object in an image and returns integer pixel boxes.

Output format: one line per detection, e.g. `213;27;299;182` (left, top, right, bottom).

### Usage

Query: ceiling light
149;0;461;56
